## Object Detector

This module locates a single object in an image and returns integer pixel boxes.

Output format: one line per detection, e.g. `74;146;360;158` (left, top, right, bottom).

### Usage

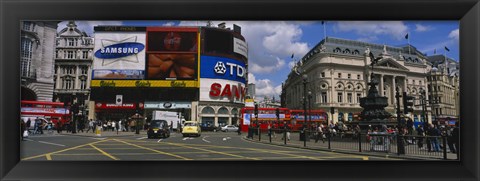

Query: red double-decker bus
290;109;328;130
20;100;71;126
239;107;291;132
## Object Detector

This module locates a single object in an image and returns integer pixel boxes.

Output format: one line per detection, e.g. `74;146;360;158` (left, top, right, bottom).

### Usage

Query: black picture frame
1;0;479;180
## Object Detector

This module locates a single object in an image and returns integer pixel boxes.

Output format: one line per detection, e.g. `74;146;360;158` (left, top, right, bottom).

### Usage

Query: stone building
53;21;94;113
21;21;59;101
283;37;434;125
426;55;460;125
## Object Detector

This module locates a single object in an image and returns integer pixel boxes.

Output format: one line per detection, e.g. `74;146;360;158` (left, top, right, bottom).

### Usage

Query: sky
58;21;459;101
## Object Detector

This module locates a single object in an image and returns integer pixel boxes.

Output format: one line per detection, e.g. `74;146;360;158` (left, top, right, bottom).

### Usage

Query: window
334;47;341;53
413;80;416;84
357;93;361;103
347;93;352;103
202;107;215;114
337;93;343;103
81;66;88;75
321;72;325;78
338;73;341;78
348;74;351;79
67;51;74;59
23;21;32;31
419;80;422;85
357;74;361;80
321;92;327;103
80;79;87;89
68;38;75;46
20;38;33;77
82;51;89;59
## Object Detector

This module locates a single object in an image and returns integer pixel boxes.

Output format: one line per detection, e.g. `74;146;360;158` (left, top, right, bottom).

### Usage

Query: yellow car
182;121;201;137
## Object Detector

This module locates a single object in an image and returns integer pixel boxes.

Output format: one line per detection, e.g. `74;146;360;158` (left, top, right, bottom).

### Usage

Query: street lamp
419;88;428;127
308;90;312;134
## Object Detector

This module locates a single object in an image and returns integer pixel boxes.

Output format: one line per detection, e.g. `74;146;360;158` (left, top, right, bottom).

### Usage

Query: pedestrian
267;123;272;138
86;119;92;133
107;121;112;131
26;118;32;134
33;117;39;135
36;118;44;134
237;124;241;135
416;125;425;149
429;124;440;152
446;125;456;153
78;119;85;133
56;120;63;133
451;122;459;156
21;119;26;141
112;121;116;132
284;122;290;141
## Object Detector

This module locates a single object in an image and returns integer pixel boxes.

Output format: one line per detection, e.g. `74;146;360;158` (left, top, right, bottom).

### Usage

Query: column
86;65;91;88
392;76;396;105
214;116;219;127
75;66;80;90
380;74;384;96
56;66;61;89
403;77;408;93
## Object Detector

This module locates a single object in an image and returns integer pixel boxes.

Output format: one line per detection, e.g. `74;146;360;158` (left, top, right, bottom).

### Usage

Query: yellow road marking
22;139;110;161
46;154;52;160
163;142;261;160
90;144;118;160
363;156;369;160
113;139;191;160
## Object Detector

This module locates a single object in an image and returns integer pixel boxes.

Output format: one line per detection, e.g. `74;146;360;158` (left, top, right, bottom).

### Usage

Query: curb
242;137;441;161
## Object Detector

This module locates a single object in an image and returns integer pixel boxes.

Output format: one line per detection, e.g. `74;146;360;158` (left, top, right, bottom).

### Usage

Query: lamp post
420;88;427;127
308;90;312;135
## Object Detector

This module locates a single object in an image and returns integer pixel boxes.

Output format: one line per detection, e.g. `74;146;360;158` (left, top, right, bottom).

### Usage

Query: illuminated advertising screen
92;26;146;79
200;79;245;104
146;27;199;80
200;55;246;83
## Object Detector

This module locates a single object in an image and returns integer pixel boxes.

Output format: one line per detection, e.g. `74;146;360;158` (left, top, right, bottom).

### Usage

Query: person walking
451;122;459;159
237;124;241;135
21;119;26;141
86;119;94;133
26;118;32;134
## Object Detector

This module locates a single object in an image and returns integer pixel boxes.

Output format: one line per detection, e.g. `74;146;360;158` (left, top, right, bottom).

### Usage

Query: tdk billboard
200;55;246;83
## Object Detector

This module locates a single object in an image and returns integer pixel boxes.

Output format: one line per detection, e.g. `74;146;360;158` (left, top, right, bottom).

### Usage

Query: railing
246;127;458;160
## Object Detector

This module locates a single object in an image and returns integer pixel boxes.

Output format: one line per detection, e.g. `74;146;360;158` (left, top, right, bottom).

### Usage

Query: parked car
200;124;217;132
221;125;238;132
182;121;201;137
147;120;170;139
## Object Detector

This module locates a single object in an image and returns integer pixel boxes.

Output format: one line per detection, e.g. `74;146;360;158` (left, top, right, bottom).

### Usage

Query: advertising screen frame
2;1;479;181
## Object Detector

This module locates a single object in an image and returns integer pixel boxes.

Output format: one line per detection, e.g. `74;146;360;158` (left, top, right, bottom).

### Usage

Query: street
21;131;399;161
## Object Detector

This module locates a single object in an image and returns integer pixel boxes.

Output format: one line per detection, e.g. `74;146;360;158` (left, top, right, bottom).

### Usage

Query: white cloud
448;29;459;40
57;21;124;36
415;24;432;32
419;29;459;55
336;21;408;41
248;73;282;99
213;21;309;74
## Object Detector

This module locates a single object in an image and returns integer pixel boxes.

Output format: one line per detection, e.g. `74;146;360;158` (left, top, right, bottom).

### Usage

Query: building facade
21;21;59;101
283;37;434;125
426;55;460;125
53;21;94;113
89;25;248;127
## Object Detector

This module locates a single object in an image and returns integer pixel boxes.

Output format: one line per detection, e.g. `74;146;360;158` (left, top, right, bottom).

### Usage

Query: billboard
200;55;246;83
92;26;146;79
146;27;199;80
200;79;245;104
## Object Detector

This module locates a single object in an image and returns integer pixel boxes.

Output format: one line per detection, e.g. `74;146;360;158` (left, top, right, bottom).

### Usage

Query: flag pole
323;21;326;42
408;32;411;55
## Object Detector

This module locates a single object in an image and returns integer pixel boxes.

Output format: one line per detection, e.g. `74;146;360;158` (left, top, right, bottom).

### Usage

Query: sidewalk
244;132;459;160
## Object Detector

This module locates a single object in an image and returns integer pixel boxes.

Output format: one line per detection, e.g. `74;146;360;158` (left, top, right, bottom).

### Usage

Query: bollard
284;129;287;145
358;132;362;152
258;127;261;141
95;126;101;137
269;129;272;143
328;132;331;149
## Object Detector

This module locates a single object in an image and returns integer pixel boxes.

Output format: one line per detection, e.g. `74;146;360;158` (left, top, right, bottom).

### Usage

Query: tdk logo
94;42;145;59
214;62;227;74
213;61;245;78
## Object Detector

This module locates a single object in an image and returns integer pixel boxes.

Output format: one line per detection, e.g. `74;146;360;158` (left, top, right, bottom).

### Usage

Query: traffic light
275;108;280;119
254;104;258;118
403;92;414;114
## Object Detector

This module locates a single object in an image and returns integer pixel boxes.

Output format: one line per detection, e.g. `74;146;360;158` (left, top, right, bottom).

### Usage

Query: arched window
218;107;229;114
353;50;360;55
202;107;215;114
343;49;350;54
333;47;341;53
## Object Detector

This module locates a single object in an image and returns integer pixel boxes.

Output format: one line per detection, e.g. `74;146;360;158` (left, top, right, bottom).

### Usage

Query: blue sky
59;21;459;100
